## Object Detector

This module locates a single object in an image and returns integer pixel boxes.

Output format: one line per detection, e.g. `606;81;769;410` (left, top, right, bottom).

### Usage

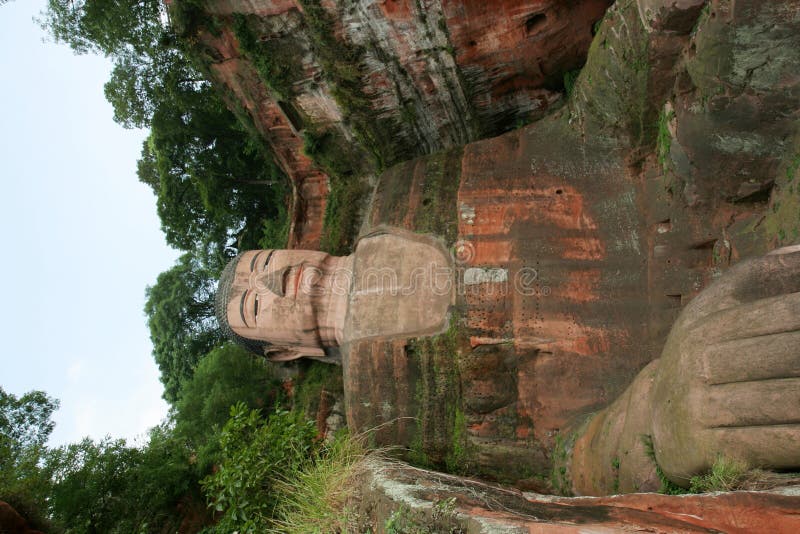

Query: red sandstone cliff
177;0;610;249
179;0;800;523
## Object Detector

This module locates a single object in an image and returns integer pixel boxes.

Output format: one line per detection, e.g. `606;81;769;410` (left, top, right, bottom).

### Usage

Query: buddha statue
215;231;800;495
215;0;800;495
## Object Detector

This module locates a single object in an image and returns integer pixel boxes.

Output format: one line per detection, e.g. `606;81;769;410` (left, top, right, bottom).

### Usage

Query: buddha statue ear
263;345;327;362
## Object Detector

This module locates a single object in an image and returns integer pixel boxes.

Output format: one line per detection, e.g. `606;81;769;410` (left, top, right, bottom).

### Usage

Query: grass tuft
689;456;753;493
273;432;369;533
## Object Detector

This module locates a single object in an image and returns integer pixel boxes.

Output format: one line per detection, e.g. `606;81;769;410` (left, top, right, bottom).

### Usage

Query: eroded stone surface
344;110;742;487
209;0;800;508
341;0;800;491
344;229;453;343
357;459;800;533
637;0;707;33
190;0;611;248
668;1;800;215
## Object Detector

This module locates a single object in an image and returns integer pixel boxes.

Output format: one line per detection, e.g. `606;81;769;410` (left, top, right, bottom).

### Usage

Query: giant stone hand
651;245;800;485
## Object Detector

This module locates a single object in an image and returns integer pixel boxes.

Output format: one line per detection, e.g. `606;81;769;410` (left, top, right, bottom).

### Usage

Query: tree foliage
0;388;59;530
42;0;294;397
200;404;318;533
0;388;58;456
144;253;223;402
174;344;282;470
42;0;164;56
47;437;140;533
46;427;206;534
0;382;324;533
144;84;288;254
0;390;206;533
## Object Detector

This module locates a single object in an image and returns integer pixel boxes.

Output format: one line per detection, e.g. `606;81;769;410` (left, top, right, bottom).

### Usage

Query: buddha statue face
217;249;353;360
217;230;454;359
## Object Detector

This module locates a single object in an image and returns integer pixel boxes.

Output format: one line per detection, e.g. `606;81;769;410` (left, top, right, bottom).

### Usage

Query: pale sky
1;1;177;446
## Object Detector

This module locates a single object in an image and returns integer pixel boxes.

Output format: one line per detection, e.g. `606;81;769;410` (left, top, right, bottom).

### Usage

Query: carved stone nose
263;266;290;297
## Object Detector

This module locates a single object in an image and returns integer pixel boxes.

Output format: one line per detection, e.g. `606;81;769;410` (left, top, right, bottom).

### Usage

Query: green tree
0;388;58;455
144;86;289;254
47;438;138;533
174;344;282;471
46;428;204;533
0;388;59;530
144;253;223;403
42;0;165;56
41;1;185;130
117;423;208;532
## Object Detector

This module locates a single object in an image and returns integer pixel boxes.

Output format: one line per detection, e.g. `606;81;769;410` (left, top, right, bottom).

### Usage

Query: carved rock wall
343;0;800;490
192;0;800;500
197;22;330;249
190;0;610;248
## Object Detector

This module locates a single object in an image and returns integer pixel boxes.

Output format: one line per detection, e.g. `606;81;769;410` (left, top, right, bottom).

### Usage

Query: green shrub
320;177;371;255
563;69;581;97
174;344;282;472
171;0;221;37
259;199;290;249
201;404;318;532
231;14;301;100
302;129;361;179
293;361;345;419
657;107;675;169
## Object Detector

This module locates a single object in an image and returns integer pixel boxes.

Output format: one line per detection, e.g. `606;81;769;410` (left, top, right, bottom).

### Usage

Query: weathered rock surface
201;0;800;518
357;459;800;533
343;0;800;492
187;0;611;248
669;1;800;209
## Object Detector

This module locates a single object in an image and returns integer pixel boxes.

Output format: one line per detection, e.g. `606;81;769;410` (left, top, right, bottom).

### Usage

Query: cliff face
342;0;800;491
188;0;610;249
189;0;800;506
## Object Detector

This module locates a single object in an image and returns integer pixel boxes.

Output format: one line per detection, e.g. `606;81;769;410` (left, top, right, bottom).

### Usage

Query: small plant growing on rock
641;435;687;495
689;456;751;493
657;106;675;170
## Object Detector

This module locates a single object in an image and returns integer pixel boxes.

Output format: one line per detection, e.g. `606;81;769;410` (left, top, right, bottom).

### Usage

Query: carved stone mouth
287;265;304;298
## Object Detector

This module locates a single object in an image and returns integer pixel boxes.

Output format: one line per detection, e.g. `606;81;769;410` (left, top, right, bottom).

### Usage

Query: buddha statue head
215;229;454;362
215;249;353;362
